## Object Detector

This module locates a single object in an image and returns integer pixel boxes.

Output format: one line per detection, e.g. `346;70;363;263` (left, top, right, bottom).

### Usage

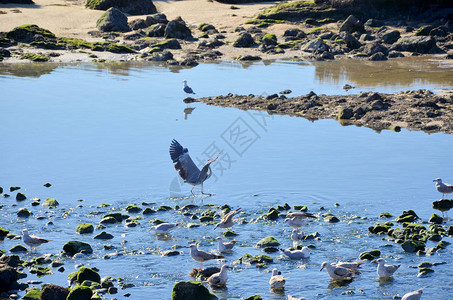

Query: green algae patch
76;266;101;284
76;223;94;234
256;236;280;248
22;288;41;300
359;249;380;260
67;286;92;300
42;198;59;207
21;53;49;62
172;280;217;300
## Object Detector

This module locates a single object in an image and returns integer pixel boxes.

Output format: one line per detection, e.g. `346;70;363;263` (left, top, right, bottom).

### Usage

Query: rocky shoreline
1;0;453;64
194;89;453;134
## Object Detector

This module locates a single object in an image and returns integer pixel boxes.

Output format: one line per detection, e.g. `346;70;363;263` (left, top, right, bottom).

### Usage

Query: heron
183;80;195;95
169;139;218;196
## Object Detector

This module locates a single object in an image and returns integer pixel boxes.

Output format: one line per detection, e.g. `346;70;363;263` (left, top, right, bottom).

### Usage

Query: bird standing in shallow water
320;261;355;280
188;244;224;270
402;288;424;300
280;246;311;259
183;80;195;95
169;139;218;196
433;178;453;199
22;229;50;253
206;264;231;287
269;268;286;290
374;258;400;278
148;223;179;234
216;237;236;253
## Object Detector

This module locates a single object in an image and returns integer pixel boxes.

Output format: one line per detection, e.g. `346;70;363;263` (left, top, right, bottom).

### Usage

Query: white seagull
290;229;304;244
148;222;179;234
206;264;231;287
214;208;241;229
433;178;453;199
22;229;51;252
188;244;224;270
320;261;354;280
402;288;424;300
216;237;236;253
280;246;311;259
374;258;400;278
269;268;286;289
183;80;195;95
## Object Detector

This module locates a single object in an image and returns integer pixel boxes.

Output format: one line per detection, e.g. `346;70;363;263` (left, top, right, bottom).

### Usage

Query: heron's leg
191;186;195;196
201;183;214;196
200;262;203;270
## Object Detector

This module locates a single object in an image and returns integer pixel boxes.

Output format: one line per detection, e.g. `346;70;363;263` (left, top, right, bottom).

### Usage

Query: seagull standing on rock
433;178;453;199
183;80;195;95
22;229;51;253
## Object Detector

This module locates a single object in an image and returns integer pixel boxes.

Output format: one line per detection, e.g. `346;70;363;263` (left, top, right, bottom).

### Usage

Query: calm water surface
0;59;453;299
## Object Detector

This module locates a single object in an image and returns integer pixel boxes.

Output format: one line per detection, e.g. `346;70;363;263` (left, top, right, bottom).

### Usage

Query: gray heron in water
183;80;195;95
169;139;218;196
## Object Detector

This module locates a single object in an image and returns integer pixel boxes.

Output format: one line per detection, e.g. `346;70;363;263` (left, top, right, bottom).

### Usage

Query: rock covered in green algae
75;266;101;284
96;7;130;32
264;208;279;220
17;208;31;218
67;285;92;300
16;192;26;201
142;207;156;215
368;223;392;234
102;212;125;222
76;223;94;234
256;236;280;248
432;199;453;212
401;240;425;253
417;267;434;277
244;296;262;300
63;241;93;256
359;249;380;260
172;280;217;300
125;205;141;213
42;198;59;207
379;212;394;218
223;230;238;237
0;227;9;239
22;287;41;300
396;210;419;223
429;213;443;224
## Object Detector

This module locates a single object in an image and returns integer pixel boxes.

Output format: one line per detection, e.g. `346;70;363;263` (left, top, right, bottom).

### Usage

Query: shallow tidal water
1;58;453;299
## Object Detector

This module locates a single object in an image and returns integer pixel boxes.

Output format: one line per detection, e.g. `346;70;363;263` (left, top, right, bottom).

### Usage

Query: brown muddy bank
196;89;453;134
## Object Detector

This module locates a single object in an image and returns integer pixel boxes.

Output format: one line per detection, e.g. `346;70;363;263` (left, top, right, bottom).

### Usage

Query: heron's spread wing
170;140;200;183
199;154;219;181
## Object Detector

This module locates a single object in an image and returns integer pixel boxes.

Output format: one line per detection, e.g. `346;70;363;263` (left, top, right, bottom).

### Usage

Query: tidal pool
0;58;452;299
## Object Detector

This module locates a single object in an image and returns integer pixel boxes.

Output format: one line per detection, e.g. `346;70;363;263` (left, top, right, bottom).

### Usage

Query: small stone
16;193;26;201
17;208;31;218
10;244;28;253
93;231;114;240
429;213;443;224
42;198;59;207
43;183;52;187
76;223;94;234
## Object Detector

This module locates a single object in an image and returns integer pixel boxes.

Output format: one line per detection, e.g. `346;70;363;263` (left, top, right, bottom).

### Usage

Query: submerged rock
401;240;425;253
172;280;217;300
63;241;93;256
42;198;59;207
41;284;69;300
94;231;114;240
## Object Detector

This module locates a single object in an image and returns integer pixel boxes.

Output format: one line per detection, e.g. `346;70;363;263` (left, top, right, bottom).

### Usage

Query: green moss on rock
256;236;280;248
76;266;101;284
76;223;94;234
63;241;93;256
42;198;59;207
359;249;380;260
67;286;92;300
22;288;41;300
21;53;49;62
10;244;28;253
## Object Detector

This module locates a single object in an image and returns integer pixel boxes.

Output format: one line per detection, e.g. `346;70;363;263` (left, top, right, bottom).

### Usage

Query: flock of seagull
17;100;453;300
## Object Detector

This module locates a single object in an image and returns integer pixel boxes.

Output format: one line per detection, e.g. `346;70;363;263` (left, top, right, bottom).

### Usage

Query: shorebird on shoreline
22;229;50;253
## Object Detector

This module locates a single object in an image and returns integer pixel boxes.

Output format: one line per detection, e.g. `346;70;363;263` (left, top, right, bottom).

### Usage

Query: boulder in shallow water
172;280;217;300
63;241;93;256
41;283;69;300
